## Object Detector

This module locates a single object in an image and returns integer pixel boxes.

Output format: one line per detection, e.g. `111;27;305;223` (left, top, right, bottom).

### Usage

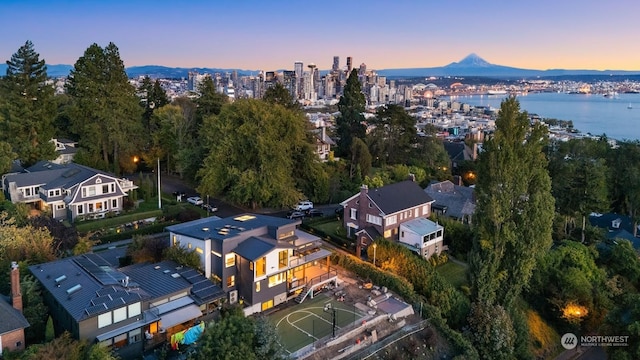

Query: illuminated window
227;275;235;287
278;230;294;240
149;322;158;334
256;282;261;292
261;300;274;311
195;247;203;254
256;257;266;277
225;253;235;268
268;273;286;287
383;230;391;238
278;250;288;269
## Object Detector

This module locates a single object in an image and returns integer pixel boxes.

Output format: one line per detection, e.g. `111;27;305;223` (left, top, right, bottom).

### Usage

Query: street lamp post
372;243;377;267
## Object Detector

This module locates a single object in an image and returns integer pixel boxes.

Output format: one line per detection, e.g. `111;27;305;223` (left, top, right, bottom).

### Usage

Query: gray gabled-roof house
2;161;137;222
425;180;476;224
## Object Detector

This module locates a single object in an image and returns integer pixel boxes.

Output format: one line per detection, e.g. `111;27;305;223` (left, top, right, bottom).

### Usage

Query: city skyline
2;0;640;72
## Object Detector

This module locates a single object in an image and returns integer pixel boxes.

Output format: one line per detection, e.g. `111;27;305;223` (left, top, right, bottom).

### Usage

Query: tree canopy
335;68;366;156
469;97;555;309
197;99;326;208
0;40;56;166
65;42;143;174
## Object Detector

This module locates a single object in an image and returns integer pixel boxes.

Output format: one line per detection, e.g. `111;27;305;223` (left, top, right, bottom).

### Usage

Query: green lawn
74;209;164;233
436;261;468;289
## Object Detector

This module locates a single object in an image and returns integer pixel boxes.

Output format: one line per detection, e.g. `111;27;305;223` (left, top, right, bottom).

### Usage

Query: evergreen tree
263;83;300;111
468;97;555;309
0;40;56;166
368;104;416;165
66;42;143;174
195;76;228;121
335;68;366;156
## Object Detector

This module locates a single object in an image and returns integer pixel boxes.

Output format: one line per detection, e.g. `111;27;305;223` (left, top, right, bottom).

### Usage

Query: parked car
187;196;204;206
294;201;314;211
287;211;306;220
306;209;324;217
202;204;218;212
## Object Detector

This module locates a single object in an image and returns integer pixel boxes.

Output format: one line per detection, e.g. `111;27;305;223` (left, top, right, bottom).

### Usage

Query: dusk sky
2;0;639;72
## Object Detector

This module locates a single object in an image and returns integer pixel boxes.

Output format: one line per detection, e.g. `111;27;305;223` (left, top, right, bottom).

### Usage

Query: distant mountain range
1;53;639;78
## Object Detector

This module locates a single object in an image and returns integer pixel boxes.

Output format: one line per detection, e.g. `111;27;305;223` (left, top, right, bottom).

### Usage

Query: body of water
450;92;640;141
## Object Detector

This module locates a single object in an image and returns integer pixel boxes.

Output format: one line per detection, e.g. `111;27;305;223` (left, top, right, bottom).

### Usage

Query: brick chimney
10;261;23;313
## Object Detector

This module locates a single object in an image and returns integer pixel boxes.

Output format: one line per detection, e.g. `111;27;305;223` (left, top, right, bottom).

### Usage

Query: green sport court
270;294;366;354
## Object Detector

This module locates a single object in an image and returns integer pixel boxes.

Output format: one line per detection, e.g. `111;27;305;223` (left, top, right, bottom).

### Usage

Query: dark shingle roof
425;180;476;219
367;180;433;215
0;298;29;336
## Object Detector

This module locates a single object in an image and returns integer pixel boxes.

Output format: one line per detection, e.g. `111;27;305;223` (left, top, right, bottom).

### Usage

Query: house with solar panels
166;214;336;315
2;161;137;222
29;253;224;358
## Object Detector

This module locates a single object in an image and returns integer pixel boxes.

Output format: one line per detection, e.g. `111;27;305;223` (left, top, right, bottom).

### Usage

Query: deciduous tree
197;99;323;209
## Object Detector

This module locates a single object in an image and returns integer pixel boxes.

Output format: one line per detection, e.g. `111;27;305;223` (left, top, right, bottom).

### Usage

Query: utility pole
157;158;161;209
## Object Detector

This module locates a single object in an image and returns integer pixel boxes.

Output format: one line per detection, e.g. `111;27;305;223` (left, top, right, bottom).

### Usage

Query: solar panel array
74;254;127;286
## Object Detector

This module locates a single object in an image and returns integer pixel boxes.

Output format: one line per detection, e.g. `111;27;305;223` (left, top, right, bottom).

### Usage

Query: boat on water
628;103;633;109
487;90;507;95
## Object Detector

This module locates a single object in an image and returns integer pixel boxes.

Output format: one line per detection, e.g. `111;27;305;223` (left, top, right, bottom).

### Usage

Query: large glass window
268;273;286;288
278;250;288;269
261;300;274;311
113;333;127;348
225;253;235;268
256;257;266;277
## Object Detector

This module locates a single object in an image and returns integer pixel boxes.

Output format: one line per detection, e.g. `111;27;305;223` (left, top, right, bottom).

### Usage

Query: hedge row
331;253;416;302
96;222;172;244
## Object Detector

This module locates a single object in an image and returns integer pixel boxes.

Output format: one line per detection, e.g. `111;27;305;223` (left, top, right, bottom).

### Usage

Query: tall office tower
358;63;367;85
187;71;198;91
389;80;396;89
346;57;353;72
294;61;303;79
231;70;238;88
332;56;339;72
282;70;297;100
294;61;304;99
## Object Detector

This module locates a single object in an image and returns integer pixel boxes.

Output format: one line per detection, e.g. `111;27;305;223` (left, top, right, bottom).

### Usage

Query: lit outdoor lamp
372;243;377;267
